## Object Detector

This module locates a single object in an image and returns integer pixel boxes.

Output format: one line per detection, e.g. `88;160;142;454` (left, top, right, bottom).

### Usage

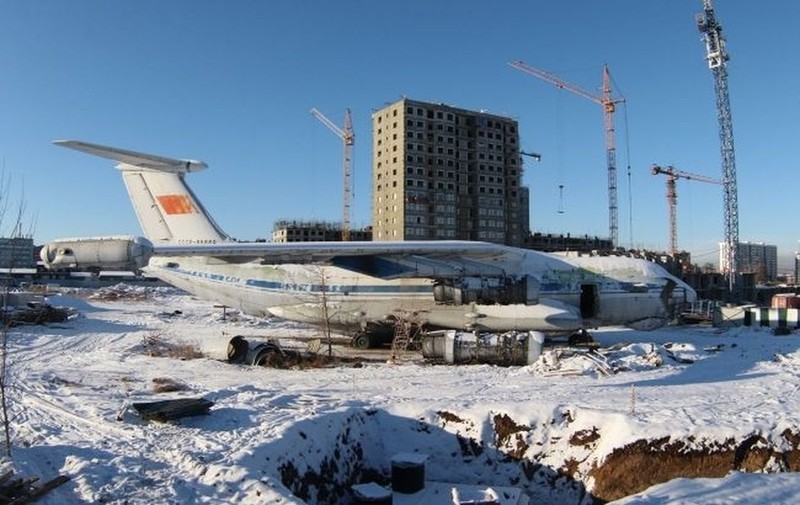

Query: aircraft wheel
352;333;372;349
252;345;281;366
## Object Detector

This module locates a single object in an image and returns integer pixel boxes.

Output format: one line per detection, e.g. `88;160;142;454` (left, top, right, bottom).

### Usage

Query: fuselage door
526;275;540;304
580;283;599;318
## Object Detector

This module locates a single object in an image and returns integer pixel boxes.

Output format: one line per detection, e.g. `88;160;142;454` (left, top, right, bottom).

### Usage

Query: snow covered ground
3;284;800;504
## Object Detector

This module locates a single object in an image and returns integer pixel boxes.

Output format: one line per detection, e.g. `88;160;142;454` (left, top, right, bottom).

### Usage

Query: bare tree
282;265;342;359
0;170;34;457
316;267;334;358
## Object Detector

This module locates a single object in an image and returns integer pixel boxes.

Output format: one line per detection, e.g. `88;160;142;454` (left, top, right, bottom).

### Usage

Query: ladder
389;310;420;363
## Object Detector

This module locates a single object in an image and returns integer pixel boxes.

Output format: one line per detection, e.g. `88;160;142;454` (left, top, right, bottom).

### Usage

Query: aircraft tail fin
54;140;231;244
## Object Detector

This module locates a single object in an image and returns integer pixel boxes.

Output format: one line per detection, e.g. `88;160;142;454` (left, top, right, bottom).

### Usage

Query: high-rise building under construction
371;98;530;246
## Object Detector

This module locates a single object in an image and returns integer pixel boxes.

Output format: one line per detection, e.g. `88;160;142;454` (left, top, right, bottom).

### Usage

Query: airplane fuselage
147;251;690;336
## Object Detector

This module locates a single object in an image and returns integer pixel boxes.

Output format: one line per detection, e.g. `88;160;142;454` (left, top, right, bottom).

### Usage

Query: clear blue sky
1;1;798;270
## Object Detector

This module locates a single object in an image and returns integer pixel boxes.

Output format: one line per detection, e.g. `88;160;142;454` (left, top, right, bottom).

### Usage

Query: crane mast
510;60;624;248
696;0;739;293
651;165;722;255
310;108;355;241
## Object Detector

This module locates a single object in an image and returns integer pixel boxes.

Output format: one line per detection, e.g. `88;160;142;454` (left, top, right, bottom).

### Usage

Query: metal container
391;453;426;494
772;294;800;309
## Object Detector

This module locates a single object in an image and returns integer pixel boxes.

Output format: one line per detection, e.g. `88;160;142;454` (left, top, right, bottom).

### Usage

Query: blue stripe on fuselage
154;265;662;297
156;265;430;294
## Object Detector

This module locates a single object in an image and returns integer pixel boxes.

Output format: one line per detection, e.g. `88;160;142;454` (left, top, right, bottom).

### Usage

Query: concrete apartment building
0;237;35;269
720;241;778;282
271;220;372;242
371;98;530;246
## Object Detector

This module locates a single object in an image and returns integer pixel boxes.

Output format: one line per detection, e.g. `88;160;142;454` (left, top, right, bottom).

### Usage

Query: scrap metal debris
132;397;214;422
0;292;73;327
0;469;70;504
530;341;713;377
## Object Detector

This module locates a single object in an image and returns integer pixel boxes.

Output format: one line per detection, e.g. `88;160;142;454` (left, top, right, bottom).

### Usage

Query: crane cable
556;87;566;214
622;101;632;250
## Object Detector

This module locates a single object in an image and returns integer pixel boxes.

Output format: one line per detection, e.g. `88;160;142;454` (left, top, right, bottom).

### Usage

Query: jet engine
432;275;539;305
421;330;546;366
40;236;154;272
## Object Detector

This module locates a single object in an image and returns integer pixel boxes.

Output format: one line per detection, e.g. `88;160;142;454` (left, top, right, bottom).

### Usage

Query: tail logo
157;194;198;215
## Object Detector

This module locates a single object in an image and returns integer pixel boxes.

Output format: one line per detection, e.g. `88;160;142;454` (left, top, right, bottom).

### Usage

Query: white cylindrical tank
40;236;154;272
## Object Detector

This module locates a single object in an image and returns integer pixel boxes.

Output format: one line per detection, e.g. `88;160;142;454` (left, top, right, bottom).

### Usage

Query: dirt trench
590;429;800;502
274;407;800;504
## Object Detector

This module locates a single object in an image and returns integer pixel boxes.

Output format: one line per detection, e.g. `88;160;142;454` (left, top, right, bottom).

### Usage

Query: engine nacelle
433;275;539;305
40;236;154;272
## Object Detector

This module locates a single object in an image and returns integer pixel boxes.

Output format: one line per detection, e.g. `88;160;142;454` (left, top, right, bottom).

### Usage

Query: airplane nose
39;246;50;266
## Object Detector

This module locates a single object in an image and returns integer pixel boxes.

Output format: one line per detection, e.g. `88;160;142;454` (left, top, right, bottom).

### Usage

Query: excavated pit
590;430;800;502
259;408;800;504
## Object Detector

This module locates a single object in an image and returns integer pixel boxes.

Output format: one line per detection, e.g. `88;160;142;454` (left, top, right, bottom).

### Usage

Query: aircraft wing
153;240;527;279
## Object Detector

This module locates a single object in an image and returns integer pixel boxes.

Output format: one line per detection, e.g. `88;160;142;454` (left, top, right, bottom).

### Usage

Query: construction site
0;1;782;310
267;0;779;307
3;2;800;504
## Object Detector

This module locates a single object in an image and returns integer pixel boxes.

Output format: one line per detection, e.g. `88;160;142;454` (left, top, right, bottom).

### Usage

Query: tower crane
510;60;625;248
310;108;355;241
520;150;542;162
696;0;739;293
651;165;721;256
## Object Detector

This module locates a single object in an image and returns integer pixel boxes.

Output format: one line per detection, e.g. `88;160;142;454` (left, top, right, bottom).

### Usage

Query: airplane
41;140;697;348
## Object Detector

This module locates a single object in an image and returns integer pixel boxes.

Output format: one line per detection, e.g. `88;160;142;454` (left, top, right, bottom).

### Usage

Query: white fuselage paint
147;252;693;334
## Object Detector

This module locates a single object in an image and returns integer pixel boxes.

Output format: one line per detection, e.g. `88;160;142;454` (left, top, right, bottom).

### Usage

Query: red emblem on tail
157;194;197;215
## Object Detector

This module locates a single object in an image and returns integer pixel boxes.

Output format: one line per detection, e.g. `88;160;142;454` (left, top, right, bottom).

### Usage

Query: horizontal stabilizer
54;140;229;243
53;140;208;173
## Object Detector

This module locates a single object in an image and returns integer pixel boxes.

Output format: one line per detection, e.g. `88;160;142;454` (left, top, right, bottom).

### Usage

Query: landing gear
351;322;395;349
352;333;373;349
568;329;596;347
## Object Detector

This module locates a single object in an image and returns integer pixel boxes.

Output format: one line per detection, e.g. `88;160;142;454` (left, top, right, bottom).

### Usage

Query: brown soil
590;432;800;503
493;413;531;459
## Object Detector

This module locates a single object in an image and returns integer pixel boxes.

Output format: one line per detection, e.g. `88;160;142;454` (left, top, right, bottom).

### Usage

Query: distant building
0;237;35;269
795;251;800;285
720;241;777;282
371;98;530;246
271;220;372;242
524;233;612;253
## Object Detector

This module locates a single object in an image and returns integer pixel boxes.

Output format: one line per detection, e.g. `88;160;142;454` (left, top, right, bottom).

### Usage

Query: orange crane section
510;60;625;248
310;108;355;241
651;165;721;255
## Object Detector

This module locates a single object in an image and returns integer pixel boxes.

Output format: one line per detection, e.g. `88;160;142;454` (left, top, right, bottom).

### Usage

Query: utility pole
696;0;739;295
